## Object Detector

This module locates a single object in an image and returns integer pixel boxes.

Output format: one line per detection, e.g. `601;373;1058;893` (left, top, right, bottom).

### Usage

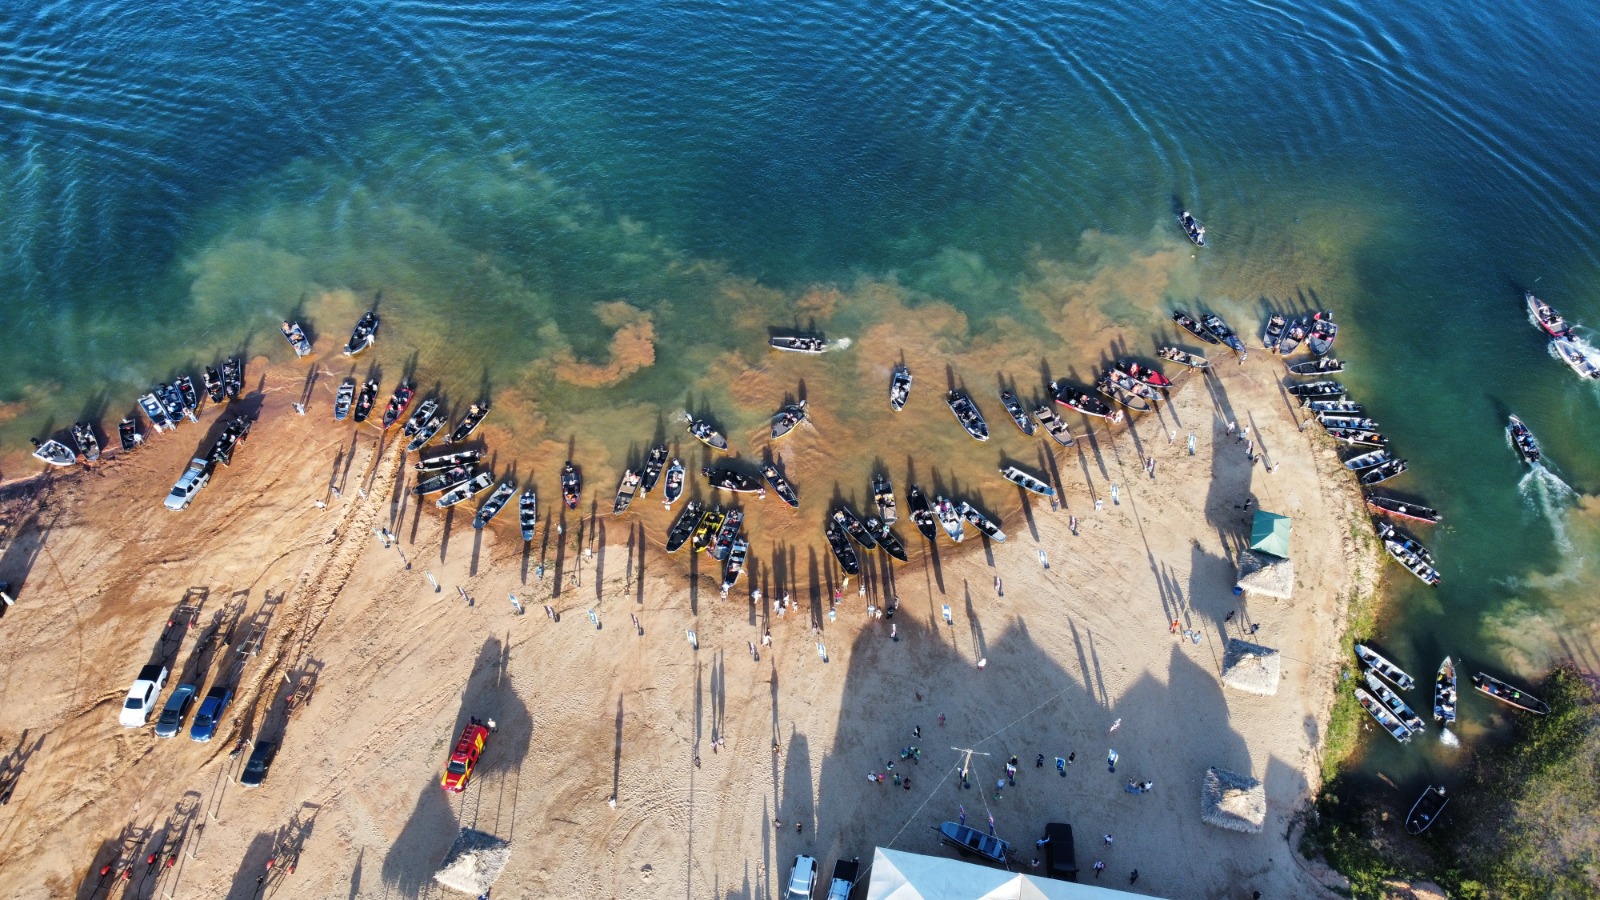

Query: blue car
153;684;197;738
190;685;233;742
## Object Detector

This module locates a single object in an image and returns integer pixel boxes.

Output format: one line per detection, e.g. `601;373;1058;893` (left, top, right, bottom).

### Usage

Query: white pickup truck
826;857;860;900
165;458;213;510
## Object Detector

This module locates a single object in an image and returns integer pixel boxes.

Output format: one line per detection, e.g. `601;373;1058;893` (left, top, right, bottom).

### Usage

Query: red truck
440;718;494;792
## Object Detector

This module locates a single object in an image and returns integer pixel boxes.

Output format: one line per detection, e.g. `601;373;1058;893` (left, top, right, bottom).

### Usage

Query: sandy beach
0;346;1367;899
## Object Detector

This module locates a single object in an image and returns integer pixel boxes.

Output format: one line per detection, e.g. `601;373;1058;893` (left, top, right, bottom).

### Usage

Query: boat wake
832;337;852;350
1519;465;1577;553
1438;728;1460;748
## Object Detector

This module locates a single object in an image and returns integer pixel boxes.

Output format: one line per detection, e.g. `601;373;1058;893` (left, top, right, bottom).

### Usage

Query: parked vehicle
441;718;493;792
164;458;214;511
787;855;818;900
239;740;277;787
119;664;169;728
190;685;233;742
154;684;198;738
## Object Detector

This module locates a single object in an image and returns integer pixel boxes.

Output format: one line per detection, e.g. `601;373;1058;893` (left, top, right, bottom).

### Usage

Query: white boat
1552;336;1600;380
999;465;1055;498
1355;643;1416;690
438;471;493;508
519;488;538;542
1433;657;1457;724
1354;687;1413;744
31;438;76;467
934;496;964;542
1365;670;1425;734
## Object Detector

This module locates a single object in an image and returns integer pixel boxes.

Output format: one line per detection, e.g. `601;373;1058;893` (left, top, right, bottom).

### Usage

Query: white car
119;664;169;727
165;458;212;511
787;855;817;900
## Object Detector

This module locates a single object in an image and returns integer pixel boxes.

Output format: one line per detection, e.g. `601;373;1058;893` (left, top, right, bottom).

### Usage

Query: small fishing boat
867;517;909;562
908;486;939;542
1434;658;1457;723
402;398;438;438
438;471;494;509
1302;399;1363;415
998;390;1036;436
1319;414;1379;431
1344;450;1391;471
722;538;750;588
416;449;483;472
1000;465;1055;498
872;473;897;523
1507;414;1541;464
519;488;538;542
1051;381;1118;419
1172;310;1221;345
1307;313;1339;357
1289;357;1345;376
946;390;990;442
769;333;827;354
889;365;912;412
72;422;100;462
1526;291;1571;338
770;401;808;441
1263;314;1285;350
177;376;200;414
160;383;187;423
380;383;415;430
31;438;76;467
1326;427;1387;448
1377;521;1435;566
691;507;724;554
1366;670;1426;733
825;516;862;575
613;470;643;515
208;416;252;466
203;366;225;403
1360;458;1408;486
281;321;312;357
934;496;964;543
1278;318;1308;355
710;508;745;561
1551;336;1600;379
1201;314;1248;354
1158;346;1211;369
641;446;669;494
1355;643;1416;690
1118;360;1173;389
1355;687;1413;744
1097;373;1155;412
1032;404;1075;446
118;417;141;452
405;414;445;452
1365;494;1442;525
937;821;1012;865
445;403;489;444
665;501;704;553
834;507;878;549
958;501;1006;542
686;415;730;452
1406;786;1449;835
703;466;762;493
762;464;800;508
334;380;355;421
414;466;475;496
1178;210;1206;247
561;462;582;510
1471;672;1549;715
343;310;378;356
139;392;173;432
662;458;685;508
1287;380;1345;398
221;357;244;400
473;480;517;529
352;379;379;423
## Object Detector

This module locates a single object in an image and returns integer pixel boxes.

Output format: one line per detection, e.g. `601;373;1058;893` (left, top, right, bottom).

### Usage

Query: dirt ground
0;350;1367;899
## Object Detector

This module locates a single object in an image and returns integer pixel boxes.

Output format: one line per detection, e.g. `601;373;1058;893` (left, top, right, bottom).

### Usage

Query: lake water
4;0;1599;789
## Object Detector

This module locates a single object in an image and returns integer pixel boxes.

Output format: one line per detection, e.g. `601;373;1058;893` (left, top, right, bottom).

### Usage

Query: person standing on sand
1129;869;1139;884
1036;754;1045;768
1093;860;1105;878
1171;618;1181;633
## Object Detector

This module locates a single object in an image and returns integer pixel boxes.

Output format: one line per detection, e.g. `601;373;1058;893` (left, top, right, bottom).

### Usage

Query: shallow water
4;0;1600;791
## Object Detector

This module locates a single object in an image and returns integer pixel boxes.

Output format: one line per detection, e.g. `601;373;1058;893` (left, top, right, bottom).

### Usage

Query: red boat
379;382;415;430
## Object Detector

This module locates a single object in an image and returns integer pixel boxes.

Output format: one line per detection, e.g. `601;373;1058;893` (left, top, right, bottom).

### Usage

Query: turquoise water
5;0;1600;791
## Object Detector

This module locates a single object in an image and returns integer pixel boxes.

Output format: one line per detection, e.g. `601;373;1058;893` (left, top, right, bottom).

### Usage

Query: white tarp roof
867;848;1160;900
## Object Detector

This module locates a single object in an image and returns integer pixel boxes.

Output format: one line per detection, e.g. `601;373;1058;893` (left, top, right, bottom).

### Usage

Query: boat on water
662;458;685;508
1307;313;1339;357
1366;494;1442;524
1551;335;1600;379
519;488;538;542
445;403;489;444
203;366;225;403
473;480;517;529
208;416;251;466
177;376;200;413
1319;414;1379;431
1344;449;1392;471
1201;314;1248;354
1000;464;1056;498
405;413;445;452
934;496;964;542
958;501;1006;542
417;449;482;472
1355;643;1416;690
352;379;379;423
641;446;669;494
31;438;76;467
771;401;808;441
665;501;705;553
1278;318;1308;355
560;462;581;510
1172;310;1220;345
1472;672;1549;714
1287;380;1345;399
998;390;1035;436
438;471;493;509
946;390;990;441
703;466;762;493
722;539;750;588
868;517;909;562
160;383;187;424
762;463;800;508
824;516;861;575
1263;314;1285;350
118;417;141;452
1526;291;1571;337
1360;459;1408;486
1051;381;1118;419
936;821;1012;865
1377;521;1435;566
691;506;724;554
834;507;877;549
334;380;355;421
1177;210;1206;247
1032;404;1075;446
1326;427;1387;448
380;383;415;430
710;508;744;561
1158;346;1211;369
1507;414;1541;464
402;398;438;437
281;321;312;357
908;486;939;542
613;469;643;514
72;422;100;462
1289;357;1345;376
889;365;912;412
343;311;378;356
1434;658;1457;723
1355;687;1413;744
1118;360;1173;389
221;357;244;400
1366;670;1426;733
769;333;826;354
139;392;173;432
414;466;475;496
1406;786;1449;835
1097;373;1155;412
1302;399;1363;415
687;415;730;452
872;473;897;523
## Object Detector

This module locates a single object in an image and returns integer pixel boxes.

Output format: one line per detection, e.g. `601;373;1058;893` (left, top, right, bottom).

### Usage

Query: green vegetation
1319;518;1384;783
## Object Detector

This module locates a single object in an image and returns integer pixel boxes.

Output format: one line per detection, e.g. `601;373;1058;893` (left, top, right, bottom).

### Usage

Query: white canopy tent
867;848;1160;900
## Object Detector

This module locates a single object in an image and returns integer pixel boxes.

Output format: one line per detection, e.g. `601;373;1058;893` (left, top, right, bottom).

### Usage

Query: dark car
190;685;233;742
153;684;197;738
239;741;277;788
1042;822;1079;881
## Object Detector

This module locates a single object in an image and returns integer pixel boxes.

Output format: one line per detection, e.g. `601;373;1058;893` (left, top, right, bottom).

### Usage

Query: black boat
665;500;705;553
1289;357;1345;376
560;462;581;510
281;321;312;357
519;488;538;542
1365;493;1442;525
438;471;494;508
1325;427;1387;448
872;472;897;523
1360;458;1408;486
473;480;517;529
1472;672;1549;715
445;403;489;444
407;413;445;454
998;390;1036;436
958;501;1006;541
1263;314;1285;350
72;422;100;462
687;415;729;452
402;398;437;437
710;508;744;561
907;486;939;542
640;446;669;494
703;465;761;493
344;310;378;356
833;506;877;549
160;383;187;423
208;416;252;466
203;366;225;403
1051;381;1118;420
416;449;484;472
334;379;355;421
946;390;989;442
380;382;415;430
762;463;800;508
1201;314;1248;354
1177;210;1206;247
1158;346;1211;369
1507;415;1541;465
1172;310;1220;344
1406;786;1449;835
221;357;244;400
1286;380;1345;398
722;538;750;588
118;417;141;452
614;469;642;515
139;392;172;433
177;375;200;413
771;401;808;441
936;821;1011;865
1278;318;1308;355
352;379;379;423
825;517;862;575
1308;313;1339;357
662;458;685;508
867;516;909;561
889;365;912;412
769;333;827;354
1032;404;1075;446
